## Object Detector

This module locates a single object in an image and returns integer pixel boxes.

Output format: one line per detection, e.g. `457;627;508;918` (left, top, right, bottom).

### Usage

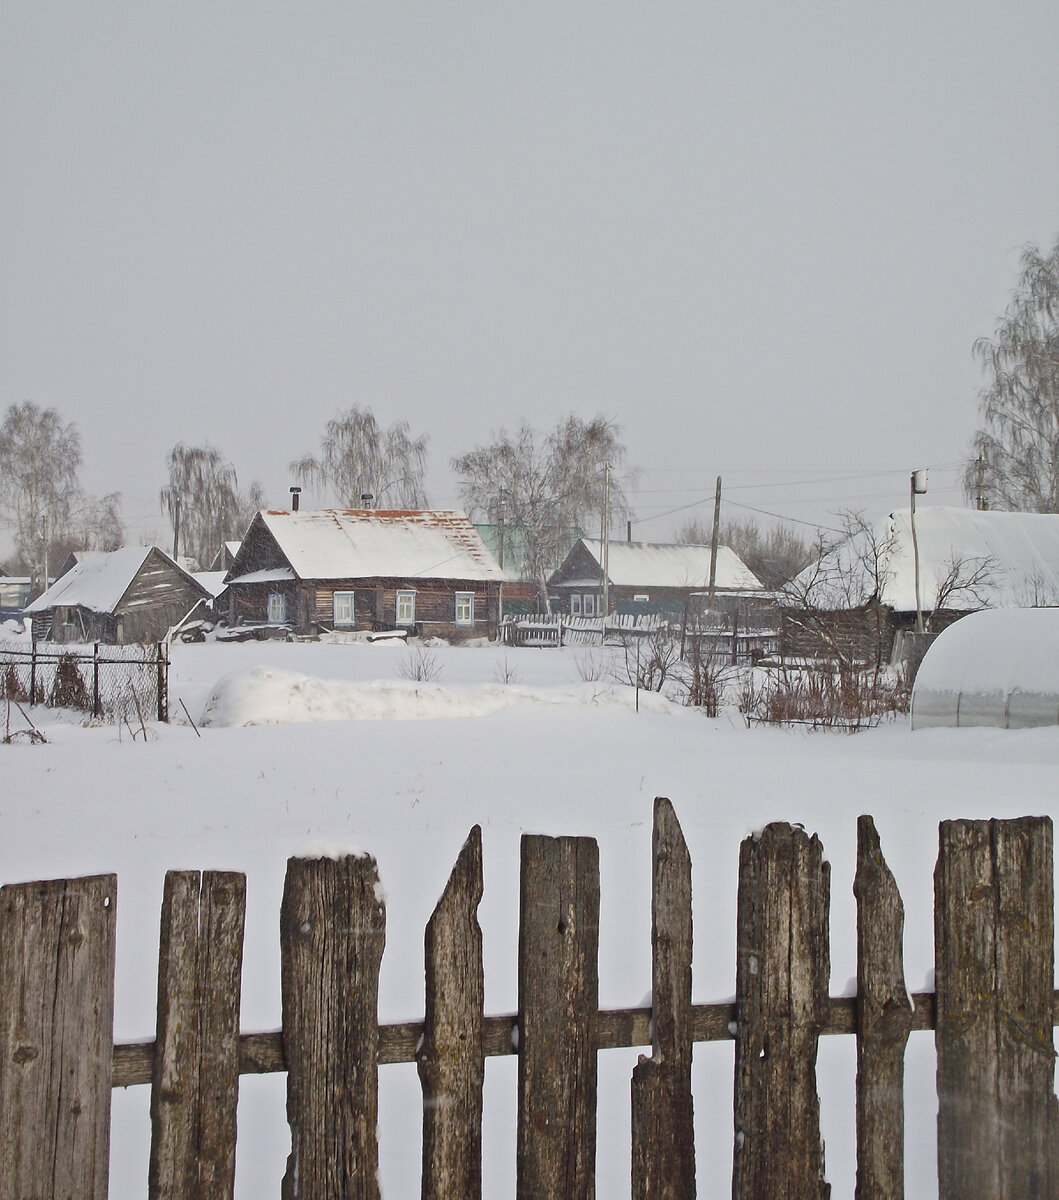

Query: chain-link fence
0;641;169;723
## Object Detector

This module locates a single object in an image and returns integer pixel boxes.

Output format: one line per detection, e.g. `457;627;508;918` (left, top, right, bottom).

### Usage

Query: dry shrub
1;663;27;703
612;628;680;693
49;653;92;711
397;646;442;683
739;661;909;730
675;639;732;716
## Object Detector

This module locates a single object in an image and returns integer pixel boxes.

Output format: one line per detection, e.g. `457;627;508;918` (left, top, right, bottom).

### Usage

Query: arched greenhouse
910;608;1059;730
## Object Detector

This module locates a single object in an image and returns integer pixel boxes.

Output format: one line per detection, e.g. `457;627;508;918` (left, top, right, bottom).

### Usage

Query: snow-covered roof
791;507;1059;612
234;510;507;583
570;539;763;591
25;547;201;614
193;571;232;598
911;607;1059;729
229;567;297;586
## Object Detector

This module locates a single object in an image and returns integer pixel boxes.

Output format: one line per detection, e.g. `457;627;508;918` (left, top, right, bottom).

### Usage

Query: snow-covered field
4;636;1058;1198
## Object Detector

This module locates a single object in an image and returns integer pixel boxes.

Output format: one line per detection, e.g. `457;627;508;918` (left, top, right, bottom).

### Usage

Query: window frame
454;591;474;625
570;593;582;616
333;590;355;627
582;593;596;617
267;591;287;624
396;589;416;626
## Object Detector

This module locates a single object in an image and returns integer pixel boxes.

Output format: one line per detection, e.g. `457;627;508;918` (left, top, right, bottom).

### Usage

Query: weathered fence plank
280;852;386;1200
517;834;600;1200
853;815;912;1200
631;797;695;1200
733;822;830;1200
149;869;246;1200
417;826;485;1200
935;817;1058;1200
0;874;116;1200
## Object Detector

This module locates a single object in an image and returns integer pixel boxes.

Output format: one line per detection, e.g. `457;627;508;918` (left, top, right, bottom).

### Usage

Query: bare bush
573;648;606;682
738;661;910;730
674;638;732;716
612;628;680;693
493;654;521;686
49;653;91;711
397;646;442;683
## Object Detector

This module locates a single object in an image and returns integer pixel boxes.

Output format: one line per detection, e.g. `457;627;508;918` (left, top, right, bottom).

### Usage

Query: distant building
226;509;506;640
24;547;211;644
781;506;1059;663
548;538;763;616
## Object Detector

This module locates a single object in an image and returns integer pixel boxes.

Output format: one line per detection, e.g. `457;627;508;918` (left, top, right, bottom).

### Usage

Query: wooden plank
417;826;485;1200
631;797;695;1200
733;823;830;1200
936;817;1058;1200
0;874;116;1200
517;834;600;1200
281;852;386;1200
853;815;912;1200
111;988;951;1087
150;870;246;1200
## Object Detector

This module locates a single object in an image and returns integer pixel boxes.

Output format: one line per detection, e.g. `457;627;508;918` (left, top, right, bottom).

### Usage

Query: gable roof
792;506;1059;611
233;509;506;583
562;539;763;591
24;547;207;614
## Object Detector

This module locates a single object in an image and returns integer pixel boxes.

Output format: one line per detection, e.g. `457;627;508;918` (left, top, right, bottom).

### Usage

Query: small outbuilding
225;509;506;639
24;546;211;644
910;607;1059;729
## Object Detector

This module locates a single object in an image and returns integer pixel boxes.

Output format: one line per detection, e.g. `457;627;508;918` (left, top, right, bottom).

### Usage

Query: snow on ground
3;636;1059;1199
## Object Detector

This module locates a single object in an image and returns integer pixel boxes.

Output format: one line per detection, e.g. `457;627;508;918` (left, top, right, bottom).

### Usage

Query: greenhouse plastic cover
910;607;1059;729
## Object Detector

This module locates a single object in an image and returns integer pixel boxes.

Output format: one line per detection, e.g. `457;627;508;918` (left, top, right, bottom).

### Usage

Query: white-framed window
333;591;354;626
396;590;416;625
583;593;596;617
267;591;287;624
570;593;582;616
633;593;650;603
455;592;474;625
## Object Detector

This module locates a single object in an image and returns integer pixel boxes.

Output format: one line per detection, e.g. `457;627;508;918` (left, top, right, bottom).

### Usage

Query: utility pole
975;456;988;511
707;475;722;610
601;463;611;638
911;468;928;634
497;490;505;570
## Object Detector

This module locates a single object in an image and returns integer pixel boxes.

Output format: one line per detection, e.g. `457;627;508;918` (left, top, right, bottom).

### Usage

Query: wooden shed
24;546;211;644
225;509;506;640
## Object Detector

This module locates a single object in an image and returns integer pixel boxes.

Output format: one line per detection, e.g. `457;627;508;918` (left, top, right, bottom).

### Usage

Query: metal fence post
93;643;101;719
30;639;37;706
157;643;168;723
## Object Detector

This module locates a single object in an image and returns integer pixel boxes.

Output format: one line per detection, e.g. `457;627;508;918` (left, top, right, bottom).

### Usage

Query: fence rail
0;639;168;723
0;804;1055;1198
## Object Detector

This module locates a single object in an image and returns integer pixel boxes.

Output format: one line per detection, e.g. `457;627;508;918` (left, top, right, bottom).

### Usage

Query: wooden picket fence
0;803;1056;1199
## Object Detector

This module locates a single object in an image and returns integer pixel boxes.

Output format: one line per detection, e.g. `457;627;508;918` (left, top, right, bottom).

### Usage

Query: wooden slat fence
1;803;1057;1198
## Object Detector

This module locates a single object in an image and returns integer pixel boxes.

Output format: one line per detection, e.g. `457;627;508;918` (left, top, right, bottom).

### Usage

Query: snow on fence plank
2;808;1058;1197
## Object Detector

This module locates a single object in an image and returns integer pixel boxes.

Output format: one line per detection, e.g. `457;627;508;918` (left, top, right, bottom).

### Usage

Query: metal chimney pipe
289;486;301;511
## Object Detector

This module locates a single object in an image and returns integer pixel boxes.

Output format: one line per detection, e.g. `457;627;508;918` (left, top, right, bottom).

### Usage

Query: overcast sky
3;2;1058;548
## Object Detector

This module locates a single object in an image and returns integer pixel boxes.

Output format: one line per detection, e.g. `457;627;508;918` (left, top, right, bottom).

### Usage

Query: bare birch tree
0;402;83;590
452;415;629;608
964;236;1059;512
677;515;812;588
291;407;428;508
160;443;259;569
